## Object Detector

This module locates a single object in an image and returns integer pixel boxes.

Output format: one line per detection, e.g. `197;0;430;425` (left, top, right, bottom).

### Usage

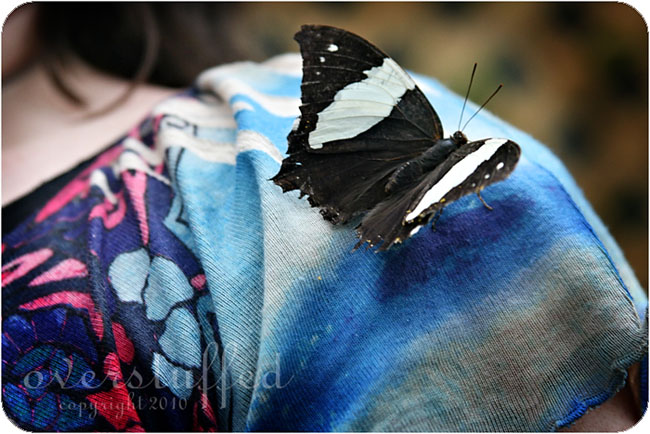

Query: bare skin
2;59;178;204
560;368;642;432
1;4;643;431
2;4;178;205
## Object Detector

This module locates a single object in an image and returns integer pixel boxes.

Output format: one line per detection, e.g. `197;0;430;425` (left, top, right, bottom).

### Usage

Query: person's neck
2;57;179;205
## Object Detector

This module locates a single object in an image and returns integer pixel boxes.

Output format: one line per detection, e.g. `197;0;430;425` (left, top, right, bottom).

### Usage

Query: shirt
2;54;647;431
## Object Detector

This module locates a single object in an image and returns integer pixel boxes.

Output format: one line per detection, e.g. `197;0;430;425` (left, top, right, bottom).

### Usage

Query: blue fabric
2;54;646;431
196;55;647;430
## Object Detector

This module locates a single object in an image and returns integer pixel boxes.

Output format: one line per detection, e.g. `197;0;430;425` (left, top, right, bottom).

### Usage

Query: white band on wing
308;58;416;149
405;138;508;222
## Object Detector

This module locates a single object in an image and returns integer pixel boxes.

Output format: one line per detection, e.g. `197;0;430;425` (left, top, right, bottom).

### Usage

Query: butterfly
272;25;521;251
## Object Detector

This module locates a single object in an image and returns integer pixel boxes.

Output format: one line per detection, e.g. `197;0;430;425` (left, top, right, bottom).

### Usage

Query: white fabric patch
117;152;171;185
197;67;300;117
405;139;507;222
123;137;165;166
291;117;301;131
308;57;416;149
236;130;283;163
231;100;255;114
152;98;237;128
157;128;237;164
90;169;117;205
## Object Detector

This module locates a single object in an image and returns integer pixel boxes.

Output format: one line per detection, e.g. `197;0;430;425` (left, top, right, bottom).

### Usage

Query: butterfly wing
356;138;521;251
273;25;444;224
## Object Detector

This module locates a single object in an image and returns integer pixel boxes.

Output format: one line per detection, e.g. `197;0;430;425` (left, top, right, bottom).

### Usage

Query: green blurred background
223;2;647;289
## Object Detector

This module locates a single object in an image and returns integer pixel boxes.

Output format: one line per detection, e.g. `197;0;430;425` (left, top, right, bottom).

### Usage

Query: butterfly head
451;130;468;146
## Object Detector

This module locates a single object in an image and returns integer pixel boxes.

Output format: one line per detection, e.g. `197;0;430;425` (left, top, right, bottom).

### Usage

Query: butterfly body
384;131;467;195
272;25;521;251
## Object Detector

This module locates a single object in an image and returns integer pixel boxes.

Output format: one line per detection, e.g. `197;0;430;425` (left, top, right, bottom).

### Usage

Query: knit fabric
2;54;647;431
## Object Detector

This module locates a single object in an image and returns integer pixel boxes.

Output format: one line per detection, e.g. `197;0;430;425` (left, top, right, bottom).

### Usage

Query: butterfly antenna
458;63;478;131
461;83;503;131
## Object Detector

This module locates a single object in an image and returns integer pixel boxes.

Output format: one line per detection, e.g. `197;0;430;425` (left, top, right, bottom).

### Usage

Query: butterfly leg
430;206;445;231
477;190;493;211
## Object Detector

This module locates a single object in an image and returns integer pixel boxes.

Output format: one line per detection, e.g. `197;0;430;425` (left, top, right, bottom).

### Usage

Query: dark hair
36;2;244;106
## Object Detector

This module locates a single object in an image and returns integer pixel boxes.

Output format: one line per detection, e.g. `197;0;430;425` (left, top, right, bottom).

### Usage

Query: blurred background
4;2;648;288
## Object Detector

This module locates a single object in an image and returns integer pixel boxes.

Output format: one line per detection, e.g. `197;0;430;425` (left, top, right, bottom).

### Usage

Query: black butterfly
272;25;521;251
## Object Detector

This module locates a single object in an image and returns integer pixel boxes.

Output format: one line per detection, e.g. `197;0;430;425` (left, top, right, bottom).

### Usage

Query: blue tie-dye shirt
2;54;646;431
